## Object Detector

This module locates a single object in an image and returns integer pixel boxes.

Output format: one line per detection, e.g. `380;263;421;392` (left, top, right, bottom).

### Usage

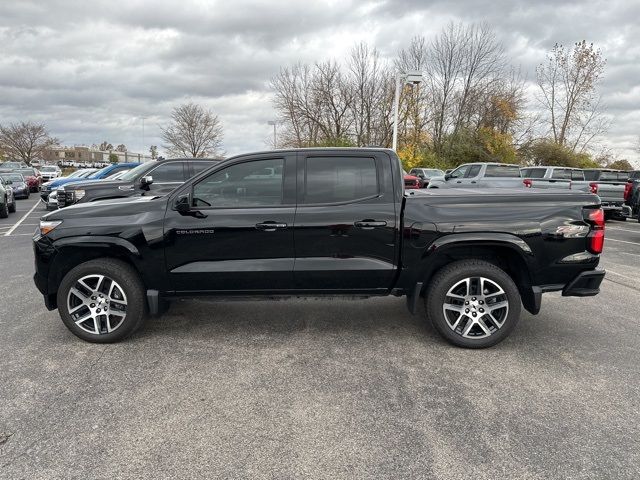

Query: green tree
109;153;118;164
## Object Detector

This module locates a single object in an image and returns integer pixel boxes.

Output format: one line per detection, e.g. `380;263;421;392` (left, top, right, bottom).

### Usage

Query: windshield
0;173;24;182
87;166;113;178
67;170;86;178
118;163;150;181
18;168;36;176
40;166;57;171
425;169;444;176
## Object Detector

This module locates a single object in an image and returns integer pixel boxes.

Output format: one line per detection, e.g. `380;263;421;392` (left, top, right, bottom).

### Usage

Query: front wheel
8;199;16;213
425;260;522;348
0;199;8;218
57;258;147;343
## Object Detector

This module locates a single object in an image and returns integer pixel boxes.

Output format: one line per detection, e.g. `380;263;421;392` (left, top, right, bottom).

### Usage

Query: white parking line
606;238;640;247
605;269;639;282
4;201;41;236
607;227;640;234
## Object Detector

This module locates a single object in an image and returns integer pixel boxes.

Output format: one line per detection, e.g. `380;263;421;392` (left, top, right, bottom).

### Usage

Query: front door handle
456;180;462;183
354;220;387;229
470;181;477;184
255;222;287;231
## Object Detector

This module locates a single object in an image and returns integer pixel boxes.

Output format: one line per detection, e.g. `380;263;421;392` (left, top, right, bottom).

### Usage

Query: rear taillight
523;179;532;188
584;208;605;254
589;182;598;194
624;181;632;201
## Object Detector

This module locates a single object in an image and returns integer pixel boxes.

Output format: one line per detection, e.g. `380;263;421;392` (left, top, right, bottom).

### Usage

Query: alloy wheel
66;274;128;335
442;276;509;339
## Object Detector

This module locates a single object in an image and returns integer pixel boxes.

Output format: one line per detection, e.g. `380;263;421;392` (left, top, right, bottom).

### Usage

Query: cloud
0;0;638;165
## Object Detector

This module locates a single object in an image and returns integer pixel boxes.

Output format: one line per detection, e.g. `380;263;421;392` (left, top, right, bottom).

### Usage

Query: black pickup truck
56;158;219;208
33;148;606;348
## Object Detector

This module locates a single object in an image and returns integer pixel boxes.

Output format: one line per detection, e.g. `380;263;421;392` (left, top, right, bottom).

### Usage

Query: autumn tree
0;121;59;164
536;41;607;152
161;103;224;158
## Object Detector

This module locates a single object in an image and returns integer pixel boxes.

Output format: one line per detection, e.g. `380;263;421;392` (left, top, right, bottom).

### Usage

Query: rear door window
485;165;521;178
304;156;378;204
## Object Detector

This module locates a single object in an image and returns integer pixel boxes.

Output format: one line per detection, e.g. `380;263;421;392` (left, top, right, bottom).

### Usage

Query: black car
33;148;606;348
57;158;220;208
0;172;30;199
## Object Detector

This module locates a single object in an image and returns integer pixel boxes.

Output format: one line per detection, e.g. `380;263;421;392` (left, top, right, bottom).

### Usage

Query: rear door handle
255;222;287;231
354;220;387;229
456;180;462;183
470;181;477;184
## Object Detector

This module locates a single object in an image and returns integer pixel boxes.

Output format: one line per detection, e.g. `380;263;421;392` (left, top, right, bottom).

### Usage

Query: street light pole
267;120;278;148
141;116;147;157
391;71;423;152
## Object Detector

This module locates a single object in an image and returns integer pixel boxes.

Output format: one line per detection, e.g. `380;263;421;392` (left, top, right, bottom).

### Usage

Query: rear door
293;151;398;292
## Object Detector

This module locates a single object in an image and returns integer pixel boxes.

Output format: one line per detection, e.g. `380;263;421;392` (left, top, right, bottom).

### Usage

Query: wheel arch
412;237;539;315
47;237;145;307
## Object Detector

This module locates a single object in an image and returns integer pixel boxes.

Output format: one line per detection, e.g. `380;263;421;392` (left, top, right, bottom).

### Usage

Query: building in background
43;145;152;165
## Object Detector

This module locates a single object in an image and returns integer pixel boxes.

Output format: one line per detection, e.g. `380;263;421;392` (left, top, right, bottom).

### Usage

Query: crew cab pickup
40;163;139;203
428;163;525;189
57;158;219;208
519;166;579;189
33;148;606;348
570;169;631;220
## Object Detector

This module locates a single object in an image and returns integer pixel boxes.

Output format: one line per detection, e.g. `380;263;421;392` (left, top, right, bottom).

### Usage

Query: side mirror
444;173;452;181
140;175;153;190
5;180;12;185
175;193;191;214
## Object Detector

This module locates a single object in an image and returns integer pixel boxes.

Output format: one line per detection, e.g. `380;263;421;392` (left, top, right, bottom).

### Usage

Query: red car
403;172;423;189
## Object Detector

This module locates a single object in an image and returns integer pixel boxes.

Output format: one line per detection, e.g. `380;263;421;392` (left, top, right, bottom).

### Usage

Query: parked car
519;166;581;189
1;161;28;169
34;148;605;348
0;176;16;217
40;168;98;203
409;168;445;187
623;170;640;221
403;171;423;189
428;163;524;188
57;158;220;208
40;163;139;203
39;165;63;181
570;169;630;220
7;167;42;192
0;172;30;199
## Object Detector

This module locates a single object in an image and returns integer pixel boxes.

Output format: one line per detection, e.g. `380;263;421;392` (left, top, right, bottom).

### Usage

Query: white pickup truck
570;169;631;220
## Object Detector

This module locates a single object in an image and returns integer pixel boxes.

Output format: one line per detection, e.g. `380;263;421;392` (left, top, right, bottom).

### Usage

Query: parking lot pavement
0;195;44;238
1;216;639;479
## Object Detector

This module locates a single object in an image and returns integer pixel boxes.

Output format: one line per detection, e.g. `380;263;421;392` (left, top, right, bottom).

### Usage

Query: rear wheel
57;259;147;343
425;260;521;348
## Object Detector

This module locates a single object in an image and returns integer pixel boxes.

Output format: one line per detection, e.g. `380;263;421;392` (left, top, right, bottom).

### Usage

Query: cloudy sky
1;0;638;165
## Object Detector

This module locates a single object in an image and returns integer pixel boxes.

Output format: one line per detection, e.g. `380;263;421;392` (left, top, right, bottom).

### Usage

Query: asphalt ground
1;196;639;479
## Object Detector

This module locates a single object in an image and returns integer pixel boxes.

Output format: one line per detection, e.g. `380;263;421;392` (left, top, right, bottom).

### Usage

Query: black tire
8;199;16;213
57;258;147;343
425;260;522;348
0;198;8;218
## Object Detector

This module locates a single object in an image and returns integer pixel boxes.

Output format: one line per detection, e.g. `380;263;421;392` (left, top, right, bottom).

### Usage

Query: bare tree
0;121;59;164
115;144;127;152
98;141;114;151
149;145;158;160
536;41;607;151
161;103;224;157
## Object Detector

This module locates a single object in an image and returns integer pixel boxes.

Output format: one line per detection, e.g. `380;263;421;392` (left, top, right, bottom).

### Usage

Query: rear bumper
562;268;605;297
526;268;605;314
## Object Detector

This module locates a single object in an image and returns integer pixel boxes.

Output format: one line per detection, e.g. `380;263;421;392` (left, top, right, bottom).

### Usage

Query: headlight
74;189;86;200
40;220;62;236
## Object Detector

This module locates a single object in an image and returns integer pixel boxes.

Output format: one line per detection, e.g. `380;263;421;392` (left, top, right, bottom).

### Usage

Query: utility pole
141;116;147;156
392;71;423;151
267;120;278;148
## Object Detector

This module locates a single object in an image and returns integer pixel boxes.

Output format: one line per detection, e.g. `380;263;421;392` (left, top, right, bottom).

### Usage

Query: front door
293;151;399;292
164;154;297;292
